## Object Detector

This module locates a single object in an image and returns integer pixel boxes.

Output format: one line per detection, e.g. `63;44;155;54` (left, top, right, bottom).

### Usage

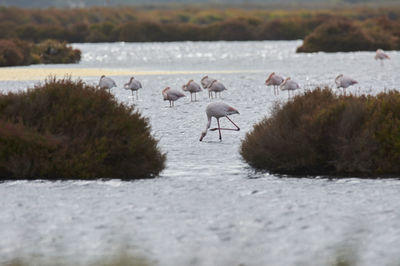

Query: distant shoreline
0;5;399;54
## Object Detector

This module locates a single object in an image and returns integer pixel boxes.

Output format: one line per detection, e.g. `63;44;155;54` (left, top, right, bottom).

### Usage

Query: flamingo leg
195;93;197;101
136;90;138;100
210;116;240;132
225;116;240;130
217;118;222;140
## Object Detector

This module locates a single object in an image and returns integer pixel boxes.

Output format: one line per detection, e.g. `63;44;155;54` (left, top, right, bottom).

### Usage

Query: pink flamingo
265;72;284;96
208;80;227;99
375;49;390;66
124;76;142;99
162;87;185;107
98;75;116;93
280;77;300;99
201;76;216;98
182;79;202;102
199;102;240;141
335;74;358;95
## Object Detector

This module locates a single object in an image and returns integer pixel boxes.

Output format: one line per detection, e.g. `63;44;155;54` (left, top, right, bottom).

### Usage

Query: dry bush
297;20;373;52
0;39;26;66
33;39;81;64
0;77;165;180
241;88;400;177
0;38;80;66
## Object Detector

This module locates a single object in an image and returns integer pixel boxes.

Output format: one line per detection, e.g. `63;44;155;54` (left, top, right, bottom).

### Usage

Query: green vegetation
0;39;80;66
241;88;400;177
0;77;165;180
0;6;399;52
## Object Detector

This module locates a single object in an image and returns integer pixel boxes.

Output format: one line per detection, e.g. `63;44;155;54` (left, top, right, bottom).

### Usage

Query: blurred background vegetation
0;0;399;8
0;0;399;61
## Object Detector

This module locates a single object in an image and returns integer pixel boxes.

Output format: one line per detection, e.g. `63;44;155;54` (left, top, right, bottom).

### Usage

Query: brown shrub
0;39;27;66
297;20;373;52
0;77;166;180
241;88;400;177
33;39;81;64
205;18;255;41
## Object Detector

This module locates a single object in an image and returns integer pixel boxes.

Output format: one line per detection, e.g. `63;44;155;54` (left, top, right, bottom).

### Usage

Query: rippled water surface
1;41;400;266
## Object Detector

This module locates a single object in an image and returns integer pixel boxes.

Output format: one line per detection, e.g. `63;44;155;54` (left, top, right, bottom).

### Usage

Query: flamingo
208;80;227;99
182;79;202;102
201;76;217;98
98;75;116;93
375;49;390;66
199;102;240;141
265;72;284;96
124;76;142;99
335;74;358;95
162;87;185;107
280;77;300;99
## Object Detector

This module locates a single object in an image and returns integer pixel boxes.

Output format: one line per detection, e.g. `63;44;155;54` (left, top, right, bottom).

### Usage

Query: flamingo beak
199;132;206;141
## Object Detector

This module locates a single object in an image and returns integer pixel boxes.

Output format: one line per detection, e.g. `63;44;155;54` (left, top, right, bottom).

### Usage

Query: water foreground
1;41;400;266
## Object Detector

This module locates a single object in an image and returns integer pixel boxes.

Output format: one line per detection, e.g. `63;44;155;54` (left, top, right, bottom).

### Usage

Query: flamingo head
280;77;290;88
162;87;170;100
183;79;193;91
100;75;105;79
265;73;274;85
201;76;209;88
265;72;275;84
199;131;207;142
335;74;343;87
227;106;240;115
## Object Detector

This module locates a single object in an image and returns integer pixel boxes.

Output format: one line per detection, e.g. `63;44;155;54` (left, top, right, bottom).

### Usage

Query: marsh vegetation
241;88;400;177
0;77;165;180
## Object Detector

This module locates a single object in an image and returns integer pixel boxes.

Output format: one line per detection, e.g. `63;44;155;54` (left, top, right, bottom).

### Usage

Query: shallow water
1;41;400;266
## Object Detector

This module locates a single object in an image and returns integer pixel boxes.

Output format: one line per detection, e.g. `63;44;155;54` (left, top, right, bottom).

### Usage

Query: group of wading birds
98;49;390;142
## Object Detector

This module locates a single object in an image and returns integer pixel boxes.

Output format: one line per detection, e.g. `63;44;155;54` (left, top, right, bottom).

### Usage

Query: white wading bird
199;102;240;141
124;76;142;99
208;80;227;99
335;74;358;95
265;72;284;96
375;49;390;66
280;77;300;99
162;87;185;107
182;79;202;102
98;75;116;93
201;76;217;98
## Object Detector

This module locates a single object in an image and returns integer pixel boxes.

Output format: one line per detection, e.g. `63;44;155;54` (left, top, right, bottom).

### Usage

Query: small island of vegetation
0;77;166;180
0;39;81;67
241;88;400;177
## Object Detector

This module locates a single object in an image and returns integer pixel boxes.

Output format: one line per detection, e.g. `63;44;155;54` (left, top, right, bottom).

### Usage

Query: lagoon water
1;41;400;265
